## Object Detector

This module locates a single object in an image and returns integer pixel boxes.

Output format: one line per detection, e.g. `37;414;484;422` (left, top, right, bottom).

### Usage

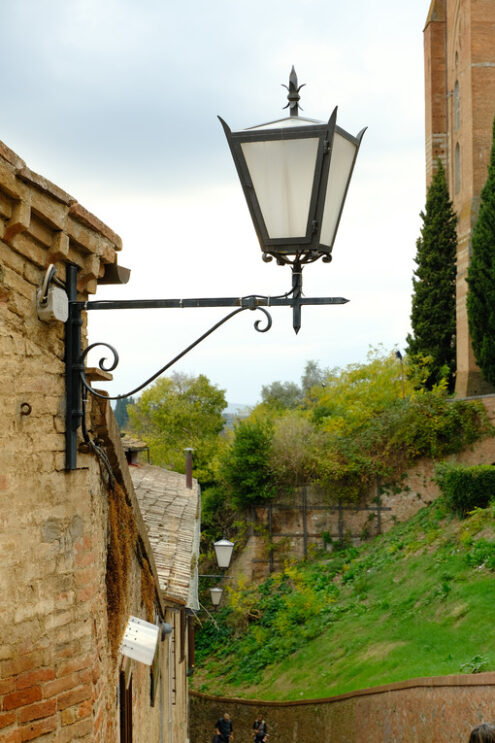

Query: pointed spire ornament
282;65;305;117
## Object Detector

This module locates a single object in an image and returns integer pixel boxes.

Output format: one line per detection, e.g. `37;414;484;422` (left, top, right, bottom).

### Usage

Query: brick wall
0;141;167;741
190;674;495;743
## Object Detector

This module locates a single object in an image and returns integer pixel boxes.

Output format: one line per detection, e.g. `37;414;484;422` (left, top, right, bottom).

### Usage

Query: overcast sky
1;0;431;406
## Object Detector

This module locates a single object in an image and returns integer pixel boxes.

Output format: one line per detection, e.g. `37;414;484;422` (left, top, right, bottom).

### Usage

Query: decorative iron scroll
79;305;272;401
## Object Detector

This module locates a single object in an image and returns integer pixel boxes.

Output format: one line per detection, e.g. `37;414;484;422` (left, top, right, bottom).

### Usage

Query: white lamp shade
210;587;223;606
213;538;235;569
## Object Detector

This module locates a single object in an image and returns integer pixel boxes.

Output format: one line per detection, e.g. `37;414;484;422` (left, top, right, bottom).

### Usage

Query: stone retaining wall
190;673;495;743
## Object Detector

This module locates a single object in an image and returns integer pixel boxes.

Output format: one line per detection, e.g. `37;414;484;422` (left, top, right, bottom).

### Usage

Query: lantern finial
282;66;305;117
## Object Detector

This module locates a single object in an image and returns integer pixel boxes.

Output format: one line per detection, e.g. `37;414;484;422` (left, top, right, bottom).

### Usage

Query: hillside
193;499;495;700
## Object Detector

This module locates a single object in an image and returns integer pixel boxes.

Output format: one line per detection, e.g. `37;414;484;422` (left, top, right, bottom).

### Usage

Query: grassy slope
193;501;495;700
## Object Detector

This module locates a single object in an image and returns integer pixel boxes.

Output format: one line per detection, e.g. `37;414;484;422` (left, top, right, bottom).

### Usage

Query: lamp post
53;68;365;470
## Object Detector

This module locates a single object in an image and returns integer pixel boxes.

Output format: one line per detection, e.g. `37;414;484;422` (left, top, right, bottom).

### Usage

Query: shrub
435;463;495;517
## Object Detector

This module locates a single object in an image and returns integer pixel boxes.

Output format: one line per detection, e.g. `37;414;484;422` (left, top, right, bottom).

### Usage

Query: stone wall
0;140;167;742
190;673;495;743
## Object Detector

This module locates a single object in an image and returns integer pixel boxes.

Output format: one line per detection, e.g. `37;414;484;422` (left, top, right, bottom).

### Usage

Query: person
253;714;267;743
469;725;495;743
215;713;233;743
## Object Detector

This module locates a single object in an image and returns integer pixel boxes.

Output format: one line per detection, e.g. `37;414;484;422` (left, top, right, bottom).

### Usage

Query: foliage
406;160;457;392
269;412;323;490
127;372;226;485
310;348;414;430
113;396;134;429
218;418;275;507
193;501;495;699
435;463;495;517
217;349;491;508
308;351;489;500
260;380;302;410
467;117;495;387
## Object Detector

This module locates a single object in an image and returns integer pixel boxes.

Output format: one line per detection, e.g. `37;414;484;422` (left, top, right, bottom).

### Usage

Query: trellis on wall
252;481;391;573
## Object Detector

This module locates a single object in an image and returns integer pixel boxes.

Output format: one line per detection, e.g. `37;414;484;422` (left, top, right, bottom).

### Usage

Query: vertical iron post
291;263;302;334
65;265;83;470
302;486;308;558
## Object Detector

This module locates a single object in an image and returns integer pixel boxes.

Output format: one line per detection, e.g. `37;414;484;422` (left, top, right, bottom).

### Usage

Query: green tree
114;396;134;429
260;380;302;410
301;360;327;395
467;117;495;386
406;160;457;391
270;412;323;490
219;418;275;508
127;372;227;484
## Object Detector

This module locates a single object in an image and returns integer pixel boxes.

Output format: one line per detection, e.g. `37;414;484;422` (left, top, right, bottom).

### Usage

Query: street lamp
52;67;365;470
213;538;235;569
220;67;366;269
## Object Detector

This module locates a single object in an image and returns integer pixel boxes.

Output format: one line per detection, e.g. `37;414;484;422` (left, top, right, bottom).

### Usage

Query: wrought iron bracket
64;263;348;471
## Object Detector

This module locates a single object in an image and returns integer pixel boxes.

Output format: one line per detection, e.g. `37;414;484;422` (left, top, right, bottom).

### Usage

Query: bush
435;463;495;516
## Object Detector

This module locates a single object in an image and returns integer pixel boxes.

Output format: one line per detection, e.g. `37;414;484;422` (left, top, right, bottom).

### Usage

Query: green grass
192;501;495;700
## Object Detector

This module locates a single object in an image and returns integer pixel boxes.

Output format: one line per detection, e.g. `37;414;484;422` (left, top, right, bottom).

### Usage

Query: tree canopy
127;372;227;484
467;117;495;387
406;160;457;391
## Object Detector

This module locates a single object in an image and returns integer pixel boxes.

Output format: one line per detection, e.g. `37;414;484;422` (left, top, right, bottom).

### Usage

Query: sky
0;0;431;406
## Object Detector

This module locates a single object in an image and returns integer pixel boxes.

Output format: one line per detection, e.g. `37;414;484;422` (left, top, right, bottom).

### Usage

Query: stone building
424;0;495;396
0;139;199;742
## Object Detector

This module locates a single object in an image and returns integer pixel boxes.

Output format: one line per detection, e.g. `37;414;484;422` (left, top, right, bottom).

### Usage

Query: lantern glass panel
320;132;358;248
241;137;319;239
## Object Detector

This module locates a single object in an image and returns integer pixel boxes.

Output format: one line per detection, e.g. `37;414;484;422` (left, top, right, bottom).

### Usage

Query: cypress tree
406;160;457;391
467;117;495;387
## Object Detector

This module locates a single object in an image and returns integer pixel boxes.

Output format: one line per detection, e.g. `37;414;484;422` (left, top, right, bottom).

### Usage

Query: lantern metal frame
219;69;366;266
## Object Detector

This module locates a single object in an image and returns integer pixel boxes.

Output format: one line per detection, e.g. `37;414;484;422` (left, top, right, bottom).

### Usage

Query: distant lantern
210;587;223;606
213;538;235;569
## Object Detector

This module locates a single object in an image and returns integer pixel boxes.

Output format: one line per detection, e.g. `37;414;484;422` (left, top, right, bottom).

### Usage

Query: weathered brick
74;567;98;588
3;686;42;711
1;653;43;682
18;698;56;723
57;656;92;679
59;698;91;727
57;717;92;742
0;711;16;730
42;673;79;699
76;584;97;602
19;714;57;741
16;668;55;691
56;684;91;711
0;678;16;696
0;729;22;743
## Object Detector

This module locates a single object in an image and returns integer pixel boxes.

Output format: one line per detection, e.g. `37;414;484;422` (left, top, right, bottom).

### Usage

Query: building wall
189;674;495;743
0;142;172;742
424;0;495;396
